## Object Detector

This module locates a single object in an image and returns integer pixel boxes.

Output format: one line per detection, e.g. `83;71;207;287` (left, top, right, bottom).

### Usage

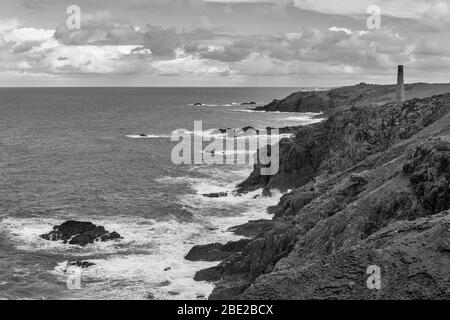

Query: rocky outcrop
40;220;122;246
202;192;229;198
254;82;450;113
227;219;274;238
240;211;450;300
190;90;450;300
238;94;450;194
68;261;96;268
403;140;450;215
185;239;250;262
195;221;297;299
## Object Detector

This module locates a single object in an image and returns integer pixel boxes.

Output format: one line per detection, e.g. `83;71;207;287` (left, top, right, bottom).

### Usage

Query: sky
0;0;449;87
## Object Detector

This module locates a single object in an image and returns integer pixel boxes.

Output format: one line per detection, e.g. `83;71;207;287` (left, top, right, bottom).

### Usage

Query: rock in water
202;192;228;198
68;261;96;268
185;239;250;262
40;220;122;246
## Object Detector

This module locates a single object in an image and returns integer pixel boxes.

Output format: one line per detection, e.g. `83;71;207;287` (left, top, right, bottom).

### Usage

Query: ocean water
0;87;321;300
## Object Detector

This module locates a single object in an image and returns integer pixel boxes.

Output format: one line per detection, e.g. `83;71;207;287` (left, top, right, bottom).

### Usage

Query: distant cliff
253;82;450;113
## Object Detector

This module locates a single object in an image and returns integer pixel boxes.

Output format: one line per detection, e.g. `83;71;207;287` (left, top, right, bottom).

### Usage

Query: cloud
1;1;449;85
151;49;231;75
3;27;54;43
414;39;450;57
0;19;20;32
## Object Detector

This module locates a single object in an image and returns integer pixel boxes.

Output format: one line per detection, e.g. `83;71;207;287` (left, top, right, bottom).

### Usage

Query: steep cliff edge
238;93;450;194
192;91;450;299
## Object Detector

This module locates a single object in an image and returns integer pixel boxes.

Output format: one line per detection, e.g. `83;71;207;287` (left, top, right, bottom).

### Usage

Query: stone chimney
396;65;405;104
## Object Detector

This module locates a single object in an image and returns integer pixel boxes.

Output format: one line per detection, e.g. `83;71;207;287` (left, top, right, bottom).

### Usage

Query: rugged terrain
254;82;450;113
189;82;450;300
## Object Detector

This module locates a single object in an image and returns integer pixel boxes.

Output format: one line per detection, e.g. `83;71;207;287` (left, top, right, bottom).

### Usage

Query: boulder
185;239;250;262
202;192;228;198
40;220;122;246
68;261;95;269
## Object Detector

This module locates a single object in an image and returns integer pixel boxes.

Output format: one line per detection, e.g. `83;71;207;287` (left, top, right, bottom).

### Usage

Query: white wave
158;166;283;214
47;217;228;300
0;215;234;300
1;163;285;300
202;149;256;156
188;103;219;107
189;102;257;107
234;109;324;117
126;134;171;139
285;116;325;123
234;109;278;113
173;129;292;140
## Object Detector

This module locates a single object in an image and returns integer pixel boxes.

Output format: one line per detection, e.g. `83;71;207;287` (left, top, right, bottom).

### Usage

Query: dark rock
240;212;450;300
242;126;256;132
139;133;147;137
193;222;297;298
241;102;257;105
40;220;122;246
68;261;95;269
228;220;274;238
156;280;171;287
186;243;226;261
218;128;231;134
193;103;203;106
186;239;250;262
202;192;228;198
195;266;223;282
403;139;450;215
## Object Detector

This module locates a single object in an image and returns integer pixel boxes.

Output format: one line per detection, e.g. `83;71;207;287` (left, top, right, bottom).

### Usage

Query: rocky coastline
188;82;450;300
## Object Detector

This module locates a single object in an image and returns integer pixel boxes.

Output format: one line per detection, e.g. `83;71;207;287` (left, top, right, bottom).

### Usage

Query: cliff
190;85;450;300
238;92;450;194
254;82;450;113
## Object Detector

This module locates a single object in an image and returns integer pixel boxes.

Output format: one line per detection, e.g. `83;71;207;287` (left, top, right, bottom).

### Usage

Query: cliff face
238;94;450;194
192;90;450;300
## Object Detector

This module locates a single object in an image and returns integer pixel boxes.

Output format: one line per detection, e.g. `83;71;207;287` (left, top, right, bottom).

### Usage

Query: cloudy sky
0;0;449;86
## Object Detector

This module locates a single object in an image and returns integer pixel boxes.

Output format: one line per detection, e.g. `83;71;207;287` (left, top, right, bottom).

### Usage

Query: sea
0;87;322;300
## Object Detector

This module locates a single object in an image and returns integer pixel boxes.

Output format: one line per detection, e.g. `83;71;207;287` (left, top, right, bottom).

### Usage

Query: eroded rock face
239;94;450;194
191;92;450;300
193;222;298;299
234;138;450;299
40;221;122;246
185;239;250;262
240;212;450;300
403;140;450;215
68;261;96;269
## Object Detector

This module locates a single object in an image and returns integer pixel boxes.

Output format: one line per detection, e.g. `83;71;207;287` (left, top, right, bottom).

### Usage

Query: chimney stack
396;65;405;104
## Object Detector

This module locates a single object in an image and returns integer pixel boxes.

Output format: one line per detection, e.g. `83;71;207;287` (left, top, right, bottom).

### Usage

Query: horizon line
0;82;449;89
